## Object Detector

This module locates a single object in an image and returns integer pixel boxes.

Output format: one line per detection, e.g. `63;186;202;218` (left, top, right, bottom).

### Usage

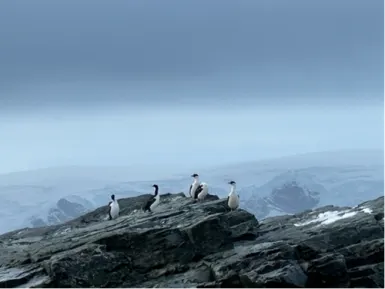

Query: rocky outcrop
0;193;383;288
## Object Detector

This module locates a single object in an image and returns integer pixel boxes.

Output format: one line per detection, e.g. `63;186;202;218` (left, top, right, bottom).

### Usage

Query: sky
0;0;383;174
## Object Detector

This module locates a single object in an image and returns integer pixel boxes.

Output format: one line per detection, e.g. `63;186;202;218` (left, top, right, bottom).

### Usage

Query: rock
306;253;349;287
0;193;383;288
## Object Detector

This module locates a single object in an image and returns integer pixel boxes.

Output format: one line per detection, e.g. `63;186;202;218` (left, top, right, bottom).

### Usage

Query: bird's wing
226;196;229;203
108;201;112;206
189;184;192;196
145;196;156;208
194;184;203;199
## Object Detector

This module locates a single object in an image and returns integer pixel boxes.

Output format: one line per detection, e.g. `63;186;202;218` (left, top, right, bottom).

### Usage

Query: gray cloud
0;0;383;112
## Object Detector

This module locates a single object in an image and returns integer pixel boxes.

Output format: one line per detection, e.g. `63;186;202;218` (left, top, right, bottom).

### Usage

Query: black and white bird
197;182;209;201
227;181;240;211
143;184;160;213
189;173;201;199
189;173;209;201
108;194;120;220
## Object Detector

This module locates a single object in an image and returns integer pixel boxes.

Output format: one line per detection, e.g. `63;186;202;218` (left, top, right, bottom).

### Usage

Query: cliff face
0;193;383;288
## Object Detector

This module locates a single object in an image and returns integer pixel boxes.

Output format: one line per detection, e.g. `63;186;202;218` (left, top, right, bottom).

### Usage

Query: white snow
294;205;374;227
294;210;358;227
361;207;373;214
320;211;358;225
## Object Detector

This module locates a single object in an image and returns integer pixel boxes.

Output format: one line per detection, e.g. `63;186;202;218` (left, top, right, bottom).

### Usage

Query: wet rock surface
0;193;383;288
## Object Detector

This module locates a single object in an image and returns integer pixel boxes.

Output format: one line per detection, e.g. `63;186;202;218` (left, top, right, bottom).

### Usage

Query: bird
189;173;201;199
108;194;120;220
227;181;240;211
197;182;209;201
143;184;160;213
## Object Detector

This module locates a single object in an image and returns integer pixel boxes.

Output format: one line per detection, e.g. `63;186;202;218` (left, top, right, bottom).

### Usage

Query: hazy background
0;0;383;174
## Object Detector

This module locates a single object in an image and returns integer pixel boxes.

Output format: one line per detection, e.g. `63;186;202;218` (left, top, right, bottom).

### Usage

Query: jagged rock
0;193;383;288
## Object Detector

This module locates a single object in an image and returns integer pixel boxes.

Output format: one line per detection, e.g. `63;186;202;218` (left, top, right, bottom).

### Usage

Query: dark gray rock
0;193;383;288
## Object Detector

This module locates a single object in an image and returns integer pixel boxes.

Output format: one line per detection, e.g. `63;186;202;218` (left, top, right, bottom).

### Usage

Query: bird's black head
152;184;159;195
191;173;199;177
228;181;236;185
111;194;115;201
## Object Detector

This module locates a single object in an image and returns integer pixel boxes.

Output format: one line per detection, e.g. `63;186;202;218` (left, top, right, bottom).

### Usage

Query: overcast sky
0;0;383;174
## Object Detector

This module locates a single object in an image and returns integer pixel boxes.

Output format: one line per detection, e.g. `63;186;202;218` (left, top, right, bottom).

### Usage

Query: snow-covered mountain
239;164;384;219
28;196;93;228
241;179;322;219
0;149;382;234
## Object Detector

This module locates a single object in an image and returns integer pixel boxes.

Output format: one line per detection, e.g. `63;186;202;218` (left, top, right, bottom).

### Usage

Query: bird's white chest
110;201;120;218
191;181;200;195
150;195;160;210
228;192;239;209
198;185;208;199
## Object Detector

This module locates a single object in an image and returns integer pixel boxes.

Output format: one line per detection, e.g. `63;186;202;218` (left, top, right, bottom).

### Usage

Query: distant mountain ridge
241;179;322;219
0;149;382;233
28;197;93;228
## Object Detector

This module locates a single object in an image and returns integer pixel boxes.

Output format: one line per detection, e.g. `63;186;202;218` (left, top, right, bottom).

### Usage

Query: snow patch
361;207;373;214
294;210;357;227
320;211;358;225
294;205;374;227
